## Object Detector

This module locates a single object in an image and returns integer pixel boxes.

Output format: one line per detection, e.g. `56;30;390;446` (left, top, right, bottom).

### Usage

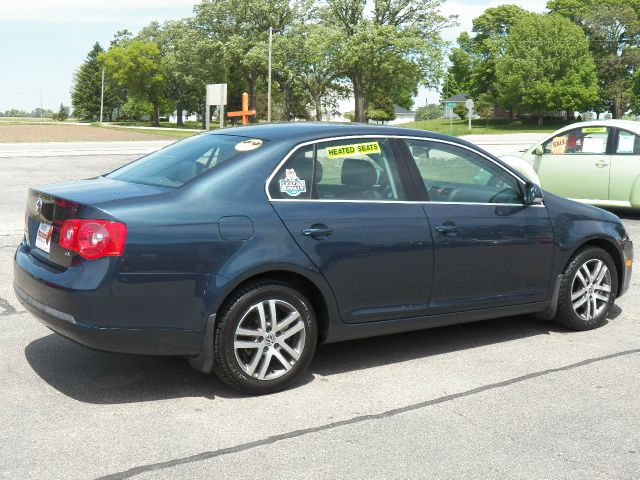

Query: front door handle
435;222;459;235
595;161;609;168
302;225;332;239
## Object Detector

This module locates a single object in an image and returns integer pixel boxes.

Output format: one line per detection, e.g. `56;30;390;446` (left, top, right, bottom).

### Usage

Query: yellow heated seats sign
326;141;381;158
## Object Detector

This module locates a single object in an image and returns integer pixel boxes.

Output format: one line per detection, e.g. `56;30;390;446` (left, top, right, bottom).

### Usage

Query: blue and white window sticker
279;169;307;196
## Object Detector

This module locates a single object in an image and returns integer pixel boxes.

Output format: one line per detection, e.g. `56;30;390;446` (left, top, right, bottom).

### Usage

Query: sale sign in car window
551;136;567;155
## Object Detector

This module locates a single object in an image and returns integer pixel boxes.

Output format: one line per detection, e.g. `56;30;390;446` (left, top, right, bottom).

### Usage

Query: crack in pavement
95;348;640;480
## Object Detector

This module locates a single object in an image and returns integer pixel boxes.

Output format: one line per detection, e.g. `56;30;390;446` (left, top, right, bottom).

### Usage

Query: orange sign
550;136;566;155
227;92;256;126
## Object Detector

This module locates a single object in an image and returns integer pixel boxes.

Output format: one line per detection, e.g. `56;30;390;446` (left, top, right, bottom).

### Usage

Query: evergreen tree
54;103;69;121
71;43;104;121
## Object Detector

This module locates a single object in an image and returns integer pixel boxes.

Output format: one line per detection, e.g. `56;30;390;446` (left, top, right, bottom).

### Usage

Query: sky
0;0;548;113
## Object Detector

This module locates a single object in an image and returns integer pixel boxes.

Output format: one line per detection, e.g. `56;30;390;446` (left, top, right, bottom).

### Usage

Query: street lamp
268;27;273;123
100;68;105;124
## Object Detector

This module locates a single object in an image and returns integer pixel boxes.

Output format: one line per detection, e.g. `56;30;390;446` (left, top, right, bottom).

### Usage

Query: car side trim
570;199;631;207
265;134;530;202
269;198;546;207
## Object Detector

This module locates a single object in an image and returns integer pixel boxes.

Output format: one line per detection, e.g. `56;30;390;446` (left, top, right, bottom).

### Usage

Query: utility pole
100;68;105;123
40;92;43;118
267;27;273;123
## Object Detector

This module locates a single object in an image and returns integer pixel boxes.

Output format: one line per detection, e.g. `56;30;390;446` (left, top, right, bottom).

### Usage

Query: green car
500;120;640;209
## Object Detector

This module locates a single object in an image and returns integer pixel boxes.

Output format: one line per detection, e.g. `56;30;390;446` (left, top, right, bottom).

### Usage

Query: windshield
106;134;264;188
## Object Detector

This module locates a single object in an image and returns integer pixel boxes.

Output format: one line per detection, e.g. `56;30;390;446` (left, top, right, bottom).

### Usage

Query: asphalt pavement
0;139;638;479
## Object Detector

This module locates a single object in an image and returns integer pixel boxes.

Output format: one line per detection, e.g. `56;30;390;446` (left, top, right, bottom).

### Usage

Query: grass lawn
108;120;204;130
403;118;574;136
99;125;199;139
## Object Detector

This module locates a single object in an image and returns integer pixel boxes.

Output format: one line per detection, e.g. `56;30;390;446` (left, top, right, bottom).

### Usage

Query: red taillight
59;219;127;260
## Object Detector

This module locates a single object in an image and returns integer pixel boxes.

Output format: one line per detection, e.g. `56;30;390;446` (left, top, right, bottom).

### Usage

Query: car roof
552;119;640;135
206;122;456;144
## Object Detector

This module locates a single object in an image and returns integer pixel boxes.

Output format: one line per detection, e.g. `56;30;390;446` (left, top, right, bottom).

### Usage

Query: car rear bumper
13;242;211;356
14;282;202;355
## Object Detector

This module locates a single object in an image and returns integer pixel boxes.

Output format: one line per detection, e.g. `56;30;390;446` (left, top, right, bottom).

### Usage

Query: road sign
465;98;474;110
447;102;456;107
206;84;227;106
205;83;227;130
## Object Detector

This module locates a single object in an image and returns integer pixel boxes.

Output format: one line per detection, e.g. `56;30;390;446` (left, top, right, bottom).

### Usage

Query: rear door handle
435;223;459;235
302;225;332;239
595;161;609;168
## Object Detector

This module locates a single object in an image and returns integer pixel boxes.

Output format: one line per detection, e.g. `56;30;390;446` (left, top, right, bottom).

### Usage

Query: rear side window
269;138;407;201
542;127;609;155
107;134;264;188
616;130;640;154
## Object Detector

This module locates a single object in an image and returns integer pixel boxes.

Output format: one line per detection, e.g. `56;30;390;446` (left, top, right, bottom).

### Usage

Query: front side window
616;130;640;154
543;127;609;155
107;134;264;188
403;139;522;204
269;138;407;201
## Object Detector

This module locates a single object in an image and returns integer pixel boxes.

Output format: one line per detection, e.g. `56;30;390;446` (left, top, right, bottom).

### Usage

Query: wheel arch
215;268;333;345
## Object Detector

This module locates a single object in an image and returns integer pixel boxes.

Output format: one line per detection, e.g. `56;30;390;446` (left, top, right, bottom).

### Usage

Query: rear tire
213;281;317;395
554;247;618;331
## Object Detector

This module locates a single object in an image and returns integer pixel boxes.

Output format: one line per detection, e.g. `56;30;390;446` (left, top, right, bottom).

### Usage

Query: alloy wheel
233;299;306;381
571;259;612;321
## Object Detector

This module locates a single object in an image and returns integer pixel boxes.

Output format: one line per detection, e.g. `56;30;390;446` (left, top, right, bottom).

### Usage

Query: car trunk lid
25;177;171;268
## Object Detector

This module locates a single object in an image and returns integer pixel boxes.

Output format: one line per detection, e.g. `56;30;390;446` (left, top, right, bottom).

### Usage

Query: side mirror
533;145;544;155
523;181;544;205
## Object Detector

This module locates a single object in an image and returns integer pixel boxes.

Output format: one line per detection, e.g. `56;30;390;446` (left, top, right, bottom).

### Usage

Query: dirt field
0;124;183;142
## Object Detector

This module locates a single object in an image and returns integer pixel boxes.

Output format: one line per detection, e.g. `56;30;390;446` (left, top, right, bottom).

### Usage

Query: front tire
213;281;317;394
554;247;618;331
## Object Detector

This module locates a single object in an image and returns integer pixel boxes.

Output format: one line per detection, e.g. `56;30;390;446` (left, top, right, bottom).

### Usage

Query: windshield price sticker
326;141;381;158
582;127;607;134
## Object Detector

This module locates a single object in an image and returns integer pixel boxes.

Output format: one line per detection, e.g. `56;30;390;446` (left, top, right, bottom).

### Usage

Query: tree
71;43;115;121
368;96;396;123
444;5;528;109
274;23;348;120
549;0;640;118
496;13;598;126
474;93;495;127
139;19;225;126
100;40;167;126
453;104;467;120
415;103;443;120
195;0;313;117
324;0;455;122
53;103;69;121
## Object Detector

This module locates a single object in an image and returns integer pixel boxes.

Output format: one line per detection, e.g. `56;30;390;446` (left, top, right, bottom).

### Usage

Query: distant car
500;120;640;209
14;123;633;394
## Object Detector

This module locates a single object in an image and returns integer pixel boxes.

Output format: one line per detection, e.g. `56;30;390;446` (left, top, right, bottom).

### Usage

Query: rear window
106;134;264;188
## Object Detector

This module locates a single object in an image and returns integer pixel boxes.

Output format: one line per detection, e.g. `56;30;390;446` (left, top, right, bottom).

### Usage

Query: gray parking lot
1;145;639;479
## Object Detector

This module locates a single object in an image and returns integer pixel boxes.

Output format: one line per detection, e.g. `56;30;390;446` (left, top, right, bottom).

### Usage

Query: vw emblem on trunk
35;197;43;215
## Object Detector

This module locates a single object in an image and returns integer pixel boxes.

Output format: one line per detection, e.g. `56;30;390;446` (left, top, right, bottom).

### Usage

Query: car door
535;126;611;201
268;137;434;324
400;138;554;314
609;128;640;207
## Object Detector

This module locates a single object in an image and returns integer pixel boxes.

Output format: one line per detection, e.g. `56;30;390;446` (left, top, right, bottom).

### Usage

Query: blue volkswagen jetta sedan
14;123;633;394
